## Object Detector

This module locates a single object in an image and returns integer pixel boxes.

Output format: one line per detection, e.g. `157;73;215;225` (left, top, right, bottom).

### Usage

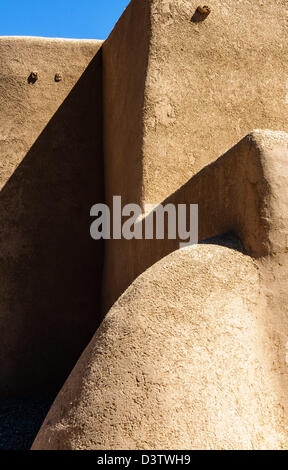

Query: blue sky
0;0;130;39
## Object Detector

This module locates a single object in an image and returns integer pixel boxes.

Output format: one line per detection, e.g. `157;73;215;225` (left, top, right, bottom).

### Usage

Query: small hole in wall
191;5;211;23
27;72;38;84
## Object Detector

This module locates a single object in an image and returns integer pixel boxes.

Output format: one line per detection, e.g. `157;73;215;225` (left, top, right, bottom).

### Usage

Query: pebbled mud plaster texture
1;0;288;451
32;130;288;450
103;0;288;207
102;130;288;311
0;37;104;396
102;0;288;313
0;37;102;188
32;245;288;450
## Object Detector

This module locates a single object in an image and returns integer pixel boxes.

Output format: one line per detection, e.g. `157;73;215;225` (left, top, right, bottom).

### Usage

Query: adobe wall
102;130;288;311
32;131;288;450
2;0;288;398
0;37;104;396
143;0;288;203
102;0;288;312
103;0;288;206
32;245;288;450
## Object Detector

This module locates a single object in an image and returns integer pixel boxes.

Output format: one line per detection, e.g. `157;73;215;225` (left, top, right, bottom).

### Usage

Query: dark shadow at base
0;389;58;450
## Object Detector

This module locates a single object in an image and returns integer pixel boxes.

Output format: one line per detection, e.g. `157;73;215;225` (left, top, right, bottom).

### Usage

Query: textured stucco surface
103;130;288;311
2;0;288;451
0;37;102;188
32;245;288;450
0;37;105;396
102;0;288;313
103;0;288;207
32;131;288;450
143;0;288;203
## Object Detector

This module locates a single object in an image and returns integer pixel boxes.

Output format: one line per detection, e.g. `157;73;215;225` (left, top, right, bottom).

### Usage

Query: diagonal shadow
0;48;104;397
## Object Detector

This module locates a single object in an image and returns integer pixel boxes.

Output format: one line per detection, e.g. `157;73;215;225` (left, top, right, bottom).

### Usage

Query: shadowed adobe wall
0;38;104;396
0;38;102;188
32;131;288;450
32;245;288;450
102;0;288;312
103;130;288;311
